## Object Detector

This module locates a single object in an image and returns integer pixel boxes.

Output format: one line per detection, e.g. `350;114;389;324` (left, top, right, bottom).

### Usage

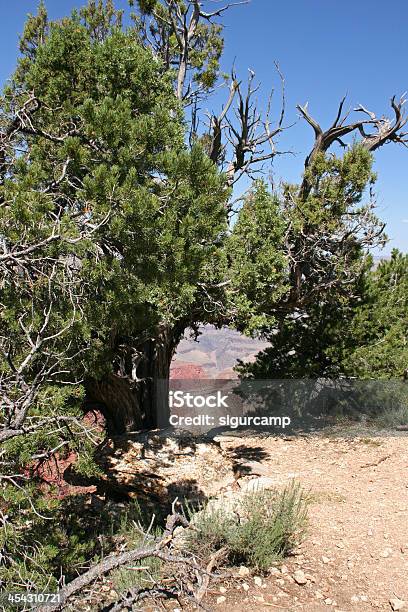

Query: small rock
351;595;360;603
293;569;308;585
219;586;227;593
315;591;324;599
254;576;262;587
305;573;316;583
242;583;250;592
216;596;226;605
240;476;276;492
280;564;289;574
276;578;285;586
253;595;264;603
390;598;406;611
381;549;392;558
325;598;333;606
360;595;368;602
322;556;331;564
238;565;250;577
336;542;345;549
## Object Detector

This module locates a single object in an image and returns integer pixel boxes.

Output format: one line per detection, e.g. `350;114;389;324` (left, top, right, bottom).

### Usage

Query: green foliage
186;483;307;571
0;491;157;593
240;249;408;381
1;0;229;403
233;146;391;380
341;250;408;378
227;181;288;335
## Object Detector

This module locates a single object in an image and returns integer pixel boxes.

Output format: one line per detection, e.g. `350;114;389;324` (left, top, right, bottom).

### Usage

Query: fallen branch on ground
360;454;391;468
37;511;189;612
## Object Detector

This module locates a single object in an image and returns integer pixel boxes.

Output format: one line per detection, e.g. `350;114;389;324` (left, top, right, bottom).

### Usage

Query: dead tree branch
35;511;200;612
298;94;408;199
207;64;290;186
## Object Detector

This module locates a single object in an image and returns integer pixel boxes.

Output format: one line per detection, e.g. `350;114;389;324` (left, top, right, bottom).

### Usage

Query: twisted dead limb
298;94;408;199
103;586;180;612
36;511;194;612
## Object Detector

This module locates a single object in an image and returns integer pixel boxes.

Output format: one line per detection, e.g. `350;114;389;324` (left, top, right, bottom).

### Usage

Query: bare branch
298;94;408;200
36;511;190;612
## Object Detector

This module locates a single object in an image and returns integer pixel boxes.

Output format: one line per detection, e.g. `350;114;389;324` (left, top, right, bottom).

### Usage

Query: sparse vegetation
186;483;307;571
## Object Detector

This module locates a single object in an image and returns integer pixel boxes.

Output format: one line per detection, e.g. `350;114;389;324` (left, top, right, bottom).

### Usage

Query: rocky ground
100;427;408;612
203;431;408;612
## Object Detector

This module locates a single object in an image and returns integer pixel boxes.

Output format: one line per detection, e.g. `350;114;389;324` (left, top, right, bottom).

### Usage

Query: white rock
238;565;250;577
293;570;308;585
390;598;406;611
216;596;226;605
240;476;276;492
322;555;331;564
254;576;263;587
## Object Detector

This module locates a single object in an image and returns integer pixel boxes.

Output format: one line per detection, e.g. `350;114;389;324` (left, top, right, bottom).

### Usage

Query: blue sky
1;1;407;253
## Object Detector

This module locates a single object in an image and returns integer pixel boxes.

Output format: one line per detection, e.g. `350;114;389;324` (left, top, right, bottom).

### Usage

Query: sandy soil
200;431;408;611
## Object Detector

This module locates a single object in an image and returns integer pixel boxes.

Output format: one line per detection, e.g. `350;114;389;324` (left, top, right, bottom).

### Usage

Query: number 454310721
0;592;61;606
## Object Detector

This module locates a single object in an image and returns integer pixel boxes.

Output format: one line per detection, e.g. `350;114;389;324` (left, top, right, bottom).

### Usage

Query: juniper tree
0;1;230;440
2;0;407;436
231;143;406;380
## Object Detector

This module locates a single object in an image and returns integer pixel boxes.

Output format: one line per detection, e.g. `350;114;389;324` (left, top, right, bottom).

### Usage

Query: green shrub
109;499;164;594
186;482;307;571
374;403;408;428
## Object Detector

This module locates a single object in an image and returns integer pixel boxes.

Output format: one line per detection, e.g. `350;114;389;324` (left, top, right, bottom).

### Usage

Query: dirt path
202;432;408;611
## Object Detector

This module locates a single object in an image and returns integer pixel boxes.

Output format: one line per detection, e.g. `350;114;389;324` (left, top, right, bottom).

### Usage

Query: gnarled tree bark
86;325;182;433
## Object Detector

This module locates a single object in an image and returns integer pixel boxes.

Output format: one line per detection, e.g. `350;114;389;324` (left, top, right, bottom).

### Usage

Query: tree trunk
86;326;180;434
